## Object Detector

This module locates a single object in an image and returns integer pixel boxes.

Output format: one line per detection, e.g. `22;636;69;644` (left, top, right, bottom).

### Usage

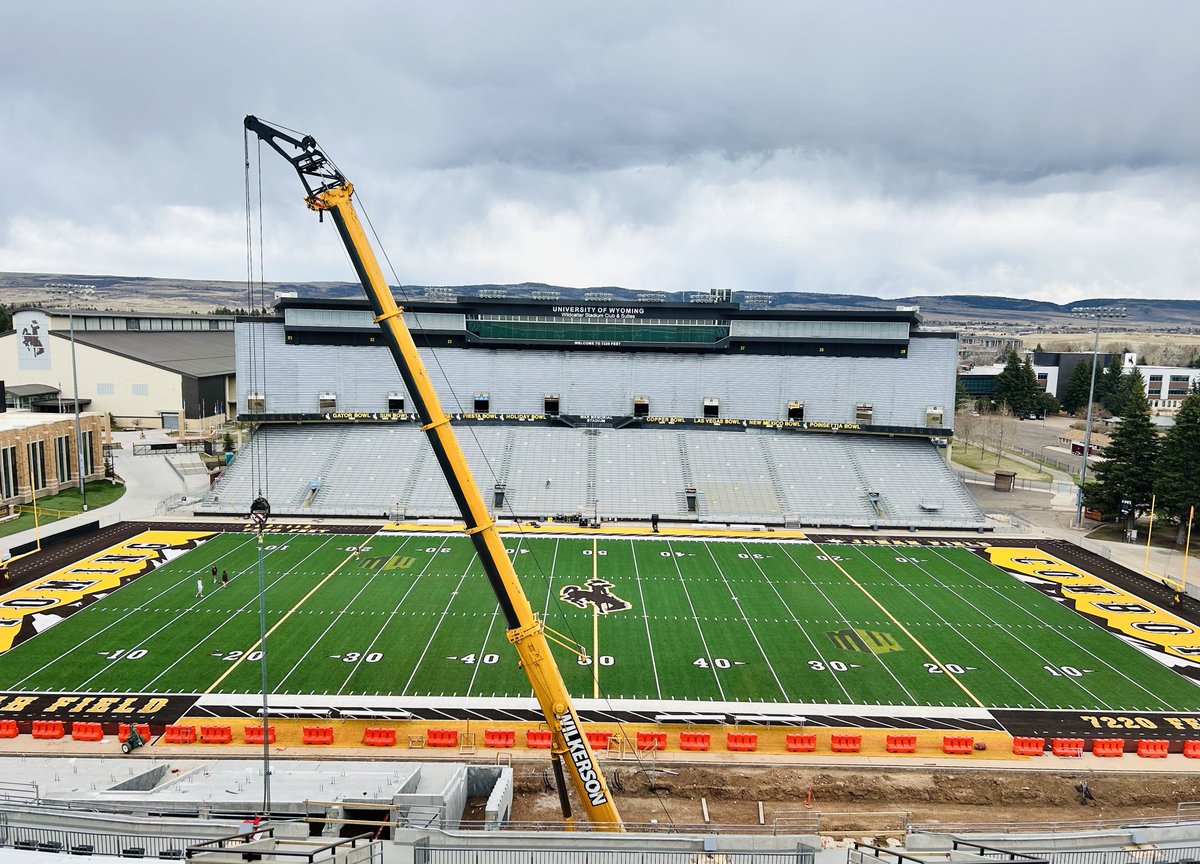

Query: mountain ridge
0;271;1195;326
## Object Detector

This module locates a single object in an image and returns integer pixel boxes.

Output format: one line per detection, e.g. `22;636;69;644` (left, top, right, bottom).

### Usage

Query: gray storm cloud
1;1;1197;301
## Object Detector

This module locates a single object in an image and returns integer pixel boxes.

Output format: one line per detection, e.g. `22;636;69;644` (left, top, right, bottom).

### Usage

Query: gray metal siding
236;323;956;425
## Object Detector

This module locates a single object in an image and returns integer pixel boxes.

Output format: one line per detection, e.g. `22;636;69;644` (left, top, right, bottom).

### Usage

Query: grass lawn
951;444;1052;481
0;480;126;538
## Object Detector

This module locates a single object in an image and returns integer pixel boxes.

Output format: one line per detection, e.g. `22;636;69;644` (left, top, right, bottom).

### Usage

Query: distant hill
0;271;1196;328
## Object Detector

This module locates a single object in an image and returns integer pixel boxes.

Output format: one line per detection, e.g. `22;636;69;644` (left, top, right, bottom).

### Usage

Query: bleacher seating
197;425;986;529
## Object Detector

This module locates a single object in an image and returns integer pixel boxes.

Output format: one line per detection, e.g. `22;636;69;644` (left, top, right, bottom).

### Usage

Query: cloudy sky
1;2;1198;302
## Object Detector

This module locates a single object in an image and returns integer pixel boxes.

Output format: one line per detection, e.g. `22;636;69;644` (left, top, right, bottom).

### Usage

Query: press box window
855;403;874;422
925;406;944;426
247;392;266;413
633;397;649;418
787;401;805;421
544;394;560;415
473;393;490;413
702;397;720;418
387;392;405;412
318;392;337;412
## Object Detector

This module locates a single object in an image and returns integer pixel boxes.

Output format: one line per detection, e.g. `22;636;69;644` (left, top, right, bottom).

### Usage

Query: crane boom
244;116;622;829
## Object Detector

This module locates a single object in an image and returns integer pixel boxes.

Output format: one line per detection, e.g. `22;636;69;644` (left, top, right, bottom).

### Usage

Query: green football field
1;530;1198;713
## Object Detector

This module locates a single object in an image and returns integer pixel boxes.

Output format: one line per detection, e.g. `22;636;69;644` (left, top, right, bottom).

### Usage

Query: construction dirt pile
508;763;1200;835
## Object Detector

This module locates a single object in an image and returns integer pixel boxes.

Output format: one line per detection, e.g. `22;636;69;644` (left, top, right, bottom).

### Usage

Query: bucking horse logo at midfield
559;579;632;615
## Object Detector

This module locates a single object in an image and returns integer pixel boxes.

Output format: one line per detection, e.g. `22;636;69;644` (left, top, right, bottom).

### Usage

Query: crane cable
242;130;270;505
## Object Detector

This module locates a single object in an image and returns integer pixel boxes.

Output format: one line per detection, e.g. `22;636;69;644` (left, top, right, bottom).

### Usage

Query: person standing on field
211;564;218;585
221;570;229;589
196;578;204;598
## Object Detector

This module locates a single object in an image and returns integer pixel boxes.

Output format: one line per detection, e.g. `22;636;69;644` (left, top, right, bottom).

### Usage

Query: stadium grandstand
199;295;985;530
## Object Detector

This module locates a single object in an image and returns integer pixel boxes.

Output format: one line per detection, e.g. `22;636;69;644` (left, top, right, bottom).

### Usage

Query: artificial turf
0;531;1196;713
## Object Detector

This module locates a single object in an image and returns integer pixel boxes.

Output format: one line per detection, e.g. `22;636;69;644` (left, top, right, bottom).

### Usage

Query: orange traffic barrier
942;736;974;755
1137;739;1169;758
830;734;861;753
886;734;917;753
527;730;553;749
163;724;196;744
1012;736;1045;756
679;732;711;751
362;727;396;747
636;731;666;752
71;721;104;742
302;726;334;745
1184;740;1200;758
199;725;232;745
484;729;516;748
786;733;817;753
118;723;151;743
586;731;613;750
726;732;758;752
242;725;276;744
1091;738;1125;757
426;728;459;748
32;720;65;740
1051;737;1084;757
0;720;18;739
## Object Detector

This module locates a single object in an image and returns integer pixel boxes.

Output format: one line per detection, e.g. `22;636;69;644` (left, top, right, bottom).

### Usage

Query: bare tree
955;408;981;453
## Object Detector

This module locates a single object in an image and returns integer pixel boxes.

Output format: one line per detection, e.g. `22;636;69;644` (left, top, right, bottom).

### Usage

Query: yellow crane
244;116;623;830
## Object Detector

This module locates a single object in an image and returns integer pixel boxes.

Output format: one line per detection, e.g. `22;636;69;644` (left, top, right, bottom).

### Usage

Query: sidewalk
1;430;202;557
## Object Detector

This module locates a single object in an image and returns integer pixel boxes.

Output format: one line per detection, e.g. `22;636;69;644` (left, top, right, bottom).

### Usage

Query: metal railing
418;848;814;864
188;828;382;863
1035;850;1200;864
909;813;1199;835
0;782;38;804
951;840;1049;863
0;823;208;858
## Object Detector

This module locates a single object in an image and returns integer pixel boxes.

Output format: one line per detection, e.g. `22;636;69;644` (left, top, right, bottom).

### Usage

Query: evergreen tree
1086;370;1157;524
1099;356;1129;415
1063;358;1097;415
955;376;970;411
993;352;1028;415
1020;356;1041;415
1155;386;1200;544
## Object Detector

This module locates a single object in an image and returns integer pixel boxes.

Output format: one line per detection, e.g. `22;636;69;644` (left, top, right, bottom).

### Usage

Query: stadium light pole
249;495;272;813
1071;305;1126;529
47;283;95;508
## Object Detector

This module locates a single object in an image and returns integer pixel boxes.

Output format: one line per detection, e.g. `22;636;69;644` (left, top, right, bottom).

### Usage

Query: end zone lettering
557;711;608;807
0;692;193;723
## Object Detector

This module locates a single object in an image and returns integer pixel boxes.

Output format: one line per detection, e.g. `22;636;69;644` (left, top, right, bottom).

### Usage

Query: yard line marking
768;544;877;705
666;538;726;701
202;535;356;694
629;539;662;700
927;546;1174;710
7;532;262;689
331;539;471;696
592;537;600;699
397;555;480;696
809;540;985;709
273;535;417;691
466;532;528;696
705;542;788;701
851;547;1048;709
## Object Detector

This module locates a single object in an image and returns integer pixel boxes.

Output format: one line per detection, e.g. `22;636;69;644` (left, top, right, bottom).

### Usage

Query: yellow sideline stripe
205;538;371;694
811;541;985;709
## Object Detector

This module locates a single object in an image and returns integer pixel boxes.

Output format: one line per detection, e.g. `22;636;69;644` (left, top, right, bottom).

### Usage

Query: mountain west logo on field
559;579;632;615
828;627;903;655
